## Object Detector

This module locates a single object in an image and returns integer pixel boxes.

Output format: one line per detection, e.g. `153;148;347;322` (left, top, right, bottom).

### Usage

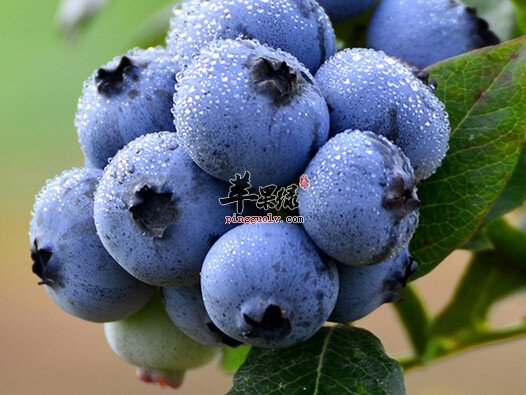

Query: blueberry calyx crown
250;57;305;103
31;239;54;286
383;174;420;219
382;254;418;303
206;321;243;347
384;255;418;291
128;185;179;239
401;255;419;286
95;56;140;98
242;304;292;341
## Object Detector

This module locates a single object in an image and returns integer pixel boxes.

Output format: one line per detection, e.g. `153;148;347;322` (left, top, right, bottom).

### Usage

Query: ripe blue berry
317;0;374;22
162;284;242;347
94;132;233;287
104;293;217;389
76;47;180;168
167;0;336;73
30;168;155;323
367;0;499;68
173;39;330;187
201;223;339;349
329;247;418;323
299;130;420;266
315;48;450;180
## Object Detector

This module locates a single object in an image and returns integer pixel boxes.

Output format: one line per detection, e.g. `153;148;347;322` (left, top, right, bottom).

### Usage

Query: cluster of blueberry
30;0;497;389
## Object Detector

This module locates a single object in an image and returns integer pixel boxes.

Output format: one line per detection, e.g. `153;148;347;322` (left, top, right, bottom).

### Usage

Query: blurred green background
1;0;525;394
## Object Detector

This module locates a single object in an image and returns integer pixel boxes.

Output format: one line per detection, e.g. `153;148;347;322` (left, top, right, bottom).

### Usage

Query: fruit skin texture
104;293;217;388
173;39;330;187
317;0;374;22
329;247;418;323
162;284;242;347
367;0;500;68
76;46;180;169
29;168;155;323
299;130;420;267
201;222;339;349
94;132;233;287
315;48;450;180
167;0;336;73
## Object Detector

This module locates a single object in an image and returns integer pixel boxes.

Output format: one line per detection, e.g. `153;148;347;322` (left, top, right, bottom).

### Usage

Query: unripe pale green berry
104;294;218;388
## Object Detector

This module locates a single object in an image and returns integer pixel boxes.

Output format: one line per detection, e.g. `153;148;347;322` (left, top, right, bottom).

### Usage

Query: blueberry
29;168;155;323
299;130;420;266
94;132;233;287
329;247;418;323
367;0;500;68
104;293;217;389
75;47;180;169
167;0;336;73
315;48;450;180
317;0;374;22
201;223;339;349
162;284;242;347
84;157;98;169
173;39;330;187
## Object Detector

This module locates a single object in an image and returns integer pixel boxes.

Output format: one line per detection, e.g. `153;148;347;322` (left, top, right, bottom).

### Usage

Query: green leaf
220;346;251;374
410;36;526;278
433;219;526;340
229;326;405;395
393;286;431;356
433;252;526;337
512;0;526;35
333;6;375;50
401;220;526;366
485;145;526;222
433;220;526;338
485;219;526;268
461;227;493;251
466;176;526;246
